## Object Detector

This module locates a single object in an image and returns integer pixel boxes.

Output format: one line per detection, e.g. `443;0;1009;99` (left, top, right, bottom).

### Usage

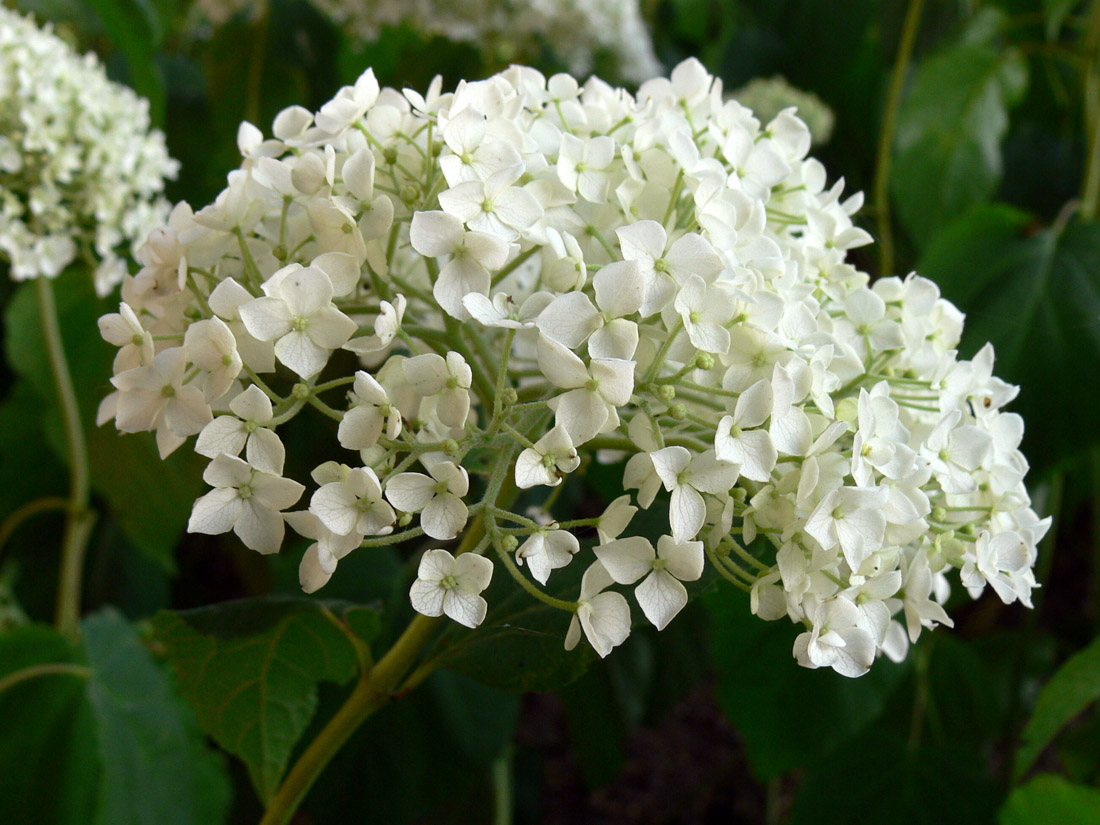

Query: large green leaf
1014;633;1100;780
82;609;231;825
1001;775;1100;825
0;624;98;825
703;580;907;779
150;597;376;803
0;615;230;825
891;44;1027;249
4;277;204;567
919;205;1100;470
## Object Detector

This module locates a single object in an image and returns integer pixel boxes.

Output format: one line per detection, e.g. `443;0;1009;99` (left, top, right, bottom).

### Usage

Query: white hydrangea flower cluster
0;9;178;294
98;58;1048;676
195;0;661;85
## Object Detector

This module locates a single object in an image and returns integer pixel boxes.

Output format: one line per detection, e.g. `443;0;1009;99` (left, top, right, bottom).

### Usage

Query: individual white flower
516;529;579;585
673;274;735;355
402;352;473;429
564;561;631;658
111;348;212;452
438;108;522;186
714;378;777;481
961;530;1036;607
804;486;890;572
409;549;493;628
438;166;543;242
616;221;722;316
195;384;285;475
515;425;581;488
595;535;703;630
464;291;552;329
384;459;469;540
337;370;402;452
310;466;395;537
557;133;615;202
649;447;740;541
184;317;243;401
239;265;358;378
187;454;305;554
538;334;634;445
409;210;510;320
793;597;876;678
98;302;153;372
208;278;277;373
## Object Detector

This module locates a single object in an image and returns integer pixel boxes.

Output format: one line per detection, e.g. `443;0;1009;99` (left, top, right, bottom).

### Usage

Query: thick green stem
260;504;496;825
874;0;925;278
37;277;95;639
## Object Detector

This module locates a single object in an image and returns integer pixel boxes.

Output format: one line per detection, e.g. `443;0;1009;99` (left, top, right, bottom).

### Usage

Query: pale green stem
0;662;89;696
874;0;925;277
37;277;95;639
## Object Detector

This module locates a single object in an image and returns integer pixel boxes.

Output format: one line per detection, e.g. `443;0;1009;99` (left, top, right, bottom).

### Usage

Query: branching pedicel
100;59;1048;676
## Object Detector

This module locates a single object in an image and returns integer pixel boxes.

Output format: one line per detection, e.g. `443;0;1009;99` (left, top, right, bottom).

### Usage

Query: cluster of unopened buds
99;58;1048;676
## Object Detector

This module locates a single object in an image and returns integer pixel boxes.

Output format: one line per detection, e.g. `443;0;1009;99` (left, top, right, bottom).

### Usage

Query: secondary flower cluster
0;9;177;294
99;58;1048;676
195;0;661;85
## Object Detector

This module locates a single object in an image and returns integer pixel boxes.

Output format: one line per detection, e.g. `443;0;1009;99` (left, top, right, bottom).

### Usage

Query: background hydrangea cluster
0;8;177;294
100;58;1046;676
195;0;662;84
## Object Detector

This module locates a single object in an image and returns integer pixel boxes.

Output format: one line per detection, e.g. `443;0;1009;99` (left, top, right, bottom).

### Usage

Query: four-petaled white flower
188;454;305;554
595;535;704;630
515;425;581;488
337;370;402;453
714;378;777;482
384;459;470;540
410;210;510;320
538;334;634;445
195;384;286;475
239;265;358;378
409;548;494;628
649;447;740;541
403;352;473;429
184;317;243;402
311;466;396;538
793;597;876;678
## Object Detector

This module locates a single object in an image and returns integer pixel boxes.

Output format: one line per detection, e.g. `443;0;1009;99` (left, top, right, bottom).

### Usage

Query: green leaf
0;616;230;825
891;44;1027;248
82;609;231;825
422;557;595;693
4;277;205;567
919;206;1100;470
704;580;907;779
0;624;98;825
150;596;371;803
1001;775;1100;825
1014;633;1100;779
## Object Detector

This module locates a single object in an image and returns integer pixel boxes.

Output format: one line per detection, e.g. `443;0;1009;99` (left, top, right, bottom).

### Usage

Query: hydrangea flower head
100;58;1047;676
0;9;178;293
